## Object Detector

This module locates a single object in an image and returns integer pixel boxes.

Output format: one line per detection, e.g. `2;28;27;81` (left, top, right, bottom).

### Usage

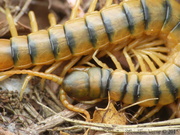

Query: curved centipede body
0;0;179;71
1;0;180;122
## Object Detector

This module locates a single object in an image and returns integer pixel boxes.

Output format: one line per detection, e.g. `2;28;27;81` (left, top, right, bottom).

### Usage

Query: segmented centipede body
62;46;180;107
0;0;179;71
1;0;180;122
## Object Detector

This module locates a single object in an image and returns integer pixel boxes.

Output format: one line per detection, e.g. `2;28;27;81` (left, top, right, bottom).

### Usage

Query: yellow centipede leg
92;50;109;69
20;65;42;100
87;0;98;13
48;13;57;27
123;47;136;72
143;47;169;53
104;0;113;8
136;40;164;49
5;8;18;37
69;0;81;20
138;52;156;72
60;56;81;77
138;106;163;122
106;51;123;70
60;88;91;121
140;50;164;67
132;49;147;72
28;11;38;32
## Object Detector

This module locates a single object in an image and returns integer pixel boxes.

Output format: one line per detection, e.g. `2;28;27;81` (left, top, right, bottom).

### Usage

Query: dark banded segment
155;71;176;105
28;30;55;65
122;0;145;37
167;22;180;48
85;12;109;49
163;0;171;27
0;39;13;71
140;0;149;29
164;64;180;99
100;69;111;98
123;73;139;104
141;0;166;34
101;4;131;44
123;3;134;33
64;18;94;55
11;36;32;68
88;67;102;99
48;25;72;61
161;0;180;35
138;73;159;106
108;70;127;101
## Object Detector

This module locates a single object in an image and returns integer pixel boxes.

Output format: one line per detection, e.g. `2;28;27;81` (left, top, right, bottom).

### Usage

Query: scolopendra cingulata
0;0;180;123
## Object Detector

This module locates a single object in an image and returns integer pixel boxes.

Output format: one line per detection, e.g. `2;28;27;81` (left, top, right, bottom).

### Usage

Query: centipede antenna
138;105;163;122
92;50;109;69
139;53;156;71
123;47;136;72
5;8;18;37
87;0;98;13
69;0;81;20
0;70;63;84
106;51;123;70
60;88;91;121
132;49;147;72
48;13;57;27
28;11;38;32
40;61;63;90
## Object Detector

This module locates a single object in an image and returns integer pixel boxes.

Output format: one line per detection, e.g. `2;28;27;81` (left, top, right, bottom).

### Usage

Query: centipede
0;0;180;122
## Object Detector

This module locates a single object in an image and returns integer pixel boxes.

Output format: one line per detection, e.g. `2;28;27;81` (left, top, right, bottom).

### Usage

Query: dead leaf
92;102;127;125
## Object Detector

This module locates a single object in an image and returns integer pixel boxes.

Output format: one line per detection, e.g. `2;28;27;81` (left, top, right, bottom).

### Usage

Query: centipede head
62;70;90;100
